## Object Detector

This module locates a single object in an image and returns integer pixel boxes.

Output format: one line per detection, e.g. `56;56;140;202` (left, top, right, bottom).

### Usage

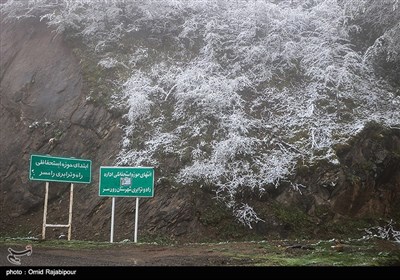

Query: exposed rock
0;18;122;237
252;122;400;237
1;18;399;242
331;123;400;218
0;18;221;242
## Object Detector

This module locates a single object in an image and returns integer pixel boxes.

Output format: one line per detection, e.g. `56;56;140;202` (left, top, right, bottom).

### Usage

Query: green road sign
30;154;92;184
99;166;154;197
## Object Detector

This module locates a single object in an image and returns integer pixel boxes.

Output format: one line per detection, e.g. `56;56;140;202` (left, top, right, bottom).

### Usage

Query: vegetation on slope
2;0;399;229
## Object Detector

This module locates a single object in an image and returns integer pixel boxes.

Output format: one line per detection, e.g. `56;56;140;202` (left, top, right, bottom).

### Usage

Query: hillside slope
1;0;399;242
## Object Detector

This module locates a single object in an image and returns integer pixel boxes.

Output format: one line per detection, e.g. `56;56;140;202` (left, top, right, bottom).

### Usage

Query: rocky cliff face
1;19;399;242
267;123;400;236
0;18;122;238
0;18;215;242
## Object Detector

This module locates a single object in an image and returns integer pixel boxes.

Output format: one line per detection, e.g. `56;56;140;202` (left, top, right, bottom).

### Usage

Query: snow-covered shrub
2;0;399;228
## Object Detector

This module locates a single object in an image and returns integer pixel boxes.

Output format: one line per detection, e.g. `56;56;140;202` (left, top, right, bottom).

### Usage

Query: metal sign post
42;183;74;240
68;184;74;240
30;154;91;240
99;166;154;243
134;197;139;243
110;197;116;243
42;182;49;240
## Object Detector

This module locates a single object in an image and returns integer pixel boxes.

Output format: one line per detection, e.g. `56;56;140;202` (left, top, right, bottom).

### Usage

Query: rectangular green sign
30;154;92;184
99;166;154;197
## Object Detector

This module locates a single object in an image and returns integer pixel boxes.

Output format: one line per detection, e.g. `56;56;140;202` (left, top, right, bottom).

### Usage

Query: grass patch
224;239;400;266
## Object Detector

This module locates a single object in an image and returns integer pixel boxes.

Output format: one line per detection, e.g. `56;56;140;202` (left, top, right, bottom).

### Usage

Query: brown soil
0;242;263;266
1;239;399;267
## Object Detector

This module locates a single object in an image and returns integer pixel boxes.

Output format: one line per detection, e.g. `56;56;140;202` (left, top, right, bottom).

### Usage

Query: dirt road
1;239;399;268
1;242;256;267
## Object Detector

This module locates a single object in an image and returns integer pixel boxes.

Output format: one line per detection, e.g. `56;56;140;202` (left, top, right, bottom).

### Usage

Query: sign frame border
99;166;154;198
29;154;92;184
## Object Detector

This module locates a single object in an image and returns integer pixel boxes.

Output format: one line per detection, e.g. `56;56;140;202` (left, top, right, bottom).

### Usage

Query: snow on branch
4;0;399;228
361;220;400;243
233;203;264;229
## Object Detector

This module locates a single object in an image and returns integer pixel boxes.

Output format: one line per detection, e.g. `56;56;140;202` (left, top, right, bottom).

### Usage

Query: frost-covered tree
2;0;399;228
343;0;400;86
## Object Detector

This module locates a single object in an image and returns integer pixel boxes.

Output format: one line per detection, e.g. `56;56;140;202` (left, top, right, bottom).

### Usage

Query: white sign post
42;183;74;240
134;197;139;243
99;166;154;243
110;197;116;243
30;154;91;240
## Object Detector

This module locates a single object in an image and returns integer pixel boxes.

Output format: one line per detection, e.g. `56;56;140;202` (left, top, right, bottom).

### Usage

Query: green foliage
199;201;230;227
319;219;372;239
136;233;177;245
272;203;314;238
228;239;400;266
71;48;112;106
199;200;259;241
2;0;399;230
